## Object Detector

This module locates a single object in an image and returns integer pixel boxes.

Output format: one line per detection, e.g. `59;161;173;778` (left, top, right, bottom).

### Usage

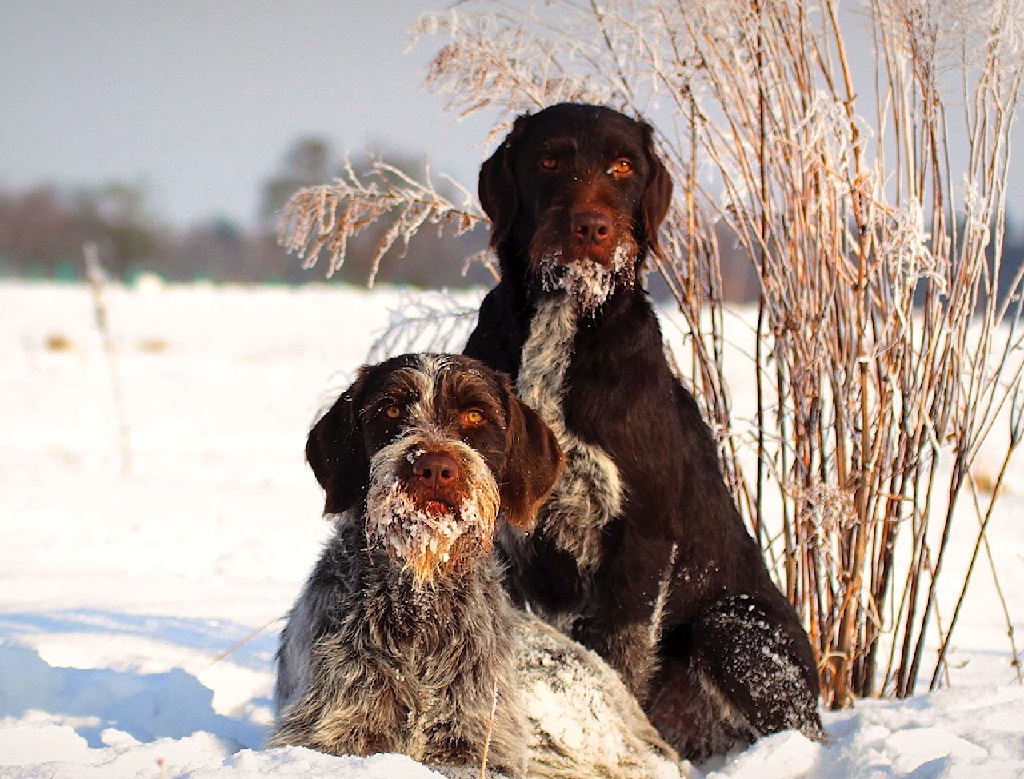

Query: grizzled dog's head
479;102;673;314
306;354;563;585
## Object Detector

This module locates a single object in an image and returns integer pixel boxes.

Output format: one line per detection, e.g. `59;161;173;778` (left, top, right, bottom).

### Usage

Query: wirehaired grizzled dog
269;353;687;779
464;103;825;760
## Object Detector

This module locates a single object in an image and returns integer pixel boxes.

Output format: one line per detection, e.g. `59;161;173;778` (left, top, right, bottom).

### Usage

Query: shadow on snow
0;609;278;750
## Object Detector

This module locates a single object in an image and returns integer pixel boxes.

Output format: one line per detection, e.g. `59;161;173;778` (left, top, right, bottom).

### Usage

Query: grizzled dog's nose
412;451;460;488
571;210;613;245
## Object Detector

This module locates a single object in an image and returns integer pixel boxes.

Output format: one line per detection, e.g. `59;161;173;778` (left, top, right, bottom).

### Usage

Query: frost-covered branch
277;157;484;286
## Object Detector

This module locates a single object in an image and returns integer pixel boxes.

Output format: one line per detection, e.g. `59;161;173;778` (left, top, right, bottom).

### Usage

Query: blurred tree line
0;137;491;288
1;135;1023;299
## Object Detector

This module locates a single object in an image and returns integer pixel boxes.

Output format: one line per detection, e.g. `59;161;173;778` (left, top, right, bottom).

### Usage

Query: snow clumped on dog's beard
364;437;500;587
532;239;638;316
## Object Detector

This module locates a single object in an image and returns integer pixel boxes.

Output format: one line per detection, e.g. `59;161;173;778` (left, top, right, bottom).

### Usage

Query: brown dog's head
305;354;562;584
479;103;672;314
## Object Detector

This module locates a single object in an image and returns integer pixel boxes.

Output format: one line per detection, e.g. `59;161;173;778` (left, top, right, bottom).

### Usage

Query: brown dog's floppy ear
479;116;528;248
641;123;673;257
498;377;564;530
305;378;369;515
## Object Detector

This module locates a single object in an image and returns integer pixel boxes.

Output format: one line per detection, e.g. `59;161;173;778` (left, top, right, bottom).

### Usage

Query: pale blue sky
2;1;1022;231
0;0;491;227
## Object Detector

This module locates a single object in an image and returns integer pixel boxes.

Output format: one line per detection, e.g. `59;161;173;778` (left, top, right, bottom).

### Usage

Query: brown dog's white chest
515;294;624;572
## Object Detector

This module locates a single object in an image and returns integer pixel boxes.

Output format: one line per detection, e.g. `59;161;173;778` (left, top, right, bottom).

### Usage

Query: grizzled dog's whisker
365;433;500;585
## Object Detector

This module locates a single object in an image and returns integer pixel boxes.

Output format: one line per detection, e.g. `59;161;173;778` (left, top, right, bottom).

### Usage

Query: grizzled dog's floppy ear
640;121;673;257
479;115;529;248
498;374;564;530
305;372;369;515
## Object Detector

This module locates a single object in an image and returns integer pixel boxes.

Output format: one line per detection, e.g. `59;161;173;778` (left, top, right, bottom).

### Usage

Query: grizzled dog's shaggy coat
269;353;687;779
269;354;561;777
464;103;825;760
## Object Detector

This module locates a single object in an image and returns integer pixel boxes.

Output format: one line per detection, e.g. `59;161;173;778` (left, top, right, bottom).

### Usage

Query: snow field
0;281;1021;778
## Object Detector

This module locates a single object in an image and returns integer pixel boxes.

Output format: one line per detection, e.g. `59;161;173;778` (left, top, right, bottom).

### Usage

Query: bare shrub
367;288;483;364
278;157;486;287
279;0;1024;705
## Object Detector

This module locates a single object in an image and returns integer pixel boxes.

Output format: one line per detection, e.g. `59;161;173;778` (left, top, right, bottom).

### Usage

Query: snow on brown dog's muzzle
365;434;500;586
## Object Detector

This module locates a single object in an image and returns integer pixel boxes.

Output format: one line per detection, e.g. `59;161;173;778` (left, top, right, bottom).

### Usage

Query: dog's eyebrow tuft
443;371;503;409
377;367;431;398
536;136;578;157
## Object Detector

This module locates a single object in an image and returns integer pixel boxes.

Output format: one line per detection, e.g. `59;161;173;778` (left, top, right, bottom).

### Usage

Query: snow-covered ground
0;280;1021;778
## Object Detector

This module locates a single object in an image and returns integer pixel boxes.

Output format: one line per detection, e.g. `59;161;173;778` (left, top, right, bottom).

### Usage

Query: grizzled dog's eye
384;405;402;420
462;409;486;426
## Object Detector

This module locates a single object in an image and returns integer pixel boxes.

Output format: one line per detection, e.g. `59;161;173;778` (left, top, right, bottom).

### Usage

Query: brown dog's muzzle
571;209;614;247
366;438;501;586
407;448;463;515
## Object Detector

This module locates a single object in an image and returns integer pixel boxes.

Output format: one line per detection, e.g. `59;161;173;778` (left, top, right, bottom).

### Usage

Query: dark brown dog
464;103;825;760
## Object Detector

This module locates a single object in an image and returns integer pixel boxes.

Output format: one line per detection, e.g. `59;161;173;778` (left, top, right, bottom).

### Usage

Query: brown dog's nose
572;210;613;245
412;451;460;488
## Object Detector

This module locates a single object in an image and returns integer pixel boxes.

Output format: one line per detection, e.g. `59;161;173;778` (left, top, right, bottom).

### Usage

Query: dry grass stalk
280;0;1024;706
83;241;131;475
479;683;499;779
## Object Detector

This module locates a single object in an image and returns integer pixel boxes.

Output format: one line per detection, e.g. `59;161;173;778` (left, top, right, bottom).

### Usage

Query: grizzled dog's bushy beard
364;436;501;587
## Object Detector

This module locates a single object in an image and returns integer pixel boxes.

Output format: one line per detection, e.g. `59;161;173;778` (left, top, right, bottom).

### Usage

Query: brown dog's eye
539;156;559;171
462;409;486;426
608;158;633;178
384;405;402;420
